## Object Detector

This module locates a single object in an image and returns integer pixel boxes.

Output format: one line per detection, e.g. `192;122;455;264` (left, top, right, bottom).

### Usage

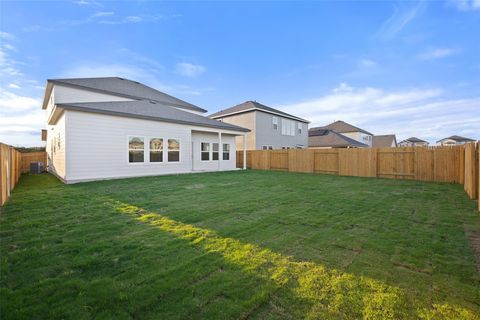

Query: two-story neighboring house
398;137;429;147
309;120;373;147
40;77;249;183
209;101;309;150
436;135;476;146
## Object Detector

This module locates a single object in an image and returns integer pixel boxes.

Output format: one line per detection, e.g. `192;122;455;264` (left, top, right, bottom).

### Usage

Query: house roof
402;137;428;143
44;77;207;113
209;100;309;123
308;129;368;148
54;100;249;133
372;134;397;147
436;135;476;143
310;120;373;135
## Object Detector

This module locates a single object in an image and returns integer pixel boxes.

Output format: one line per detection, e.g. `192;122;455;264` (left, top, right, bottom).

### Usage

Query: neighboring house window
129;137;144;163
168;139;180;162
223;144;230;160
298;123;302;135
150;138;163;162
201;142;210;161
262;145;273;150
272;117;278;130
213;143;219;160
281;119;295;136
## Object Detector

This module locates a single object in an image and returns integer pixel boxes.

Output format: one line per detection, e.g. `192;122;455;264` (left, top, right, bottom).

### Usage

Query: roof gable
45;77;207;113
309;129;368;148
209;100;309;123
372;134;397;147
311;120;373;135
437;135;476;143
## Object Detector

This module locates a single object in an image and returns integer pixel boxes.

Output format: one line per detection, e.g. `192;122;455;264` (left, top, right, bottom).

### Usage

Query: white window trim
223;143;231;161
201;142;211;162
167;138;181;163
149;137;165;164
127;135;146;165
212;142;219;161
127;136;181;165
272;117;278;131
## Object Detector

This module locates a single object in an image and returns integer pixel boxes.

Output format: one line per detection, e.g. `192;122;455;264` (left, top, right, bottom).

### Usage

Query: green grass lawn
1;170;479;319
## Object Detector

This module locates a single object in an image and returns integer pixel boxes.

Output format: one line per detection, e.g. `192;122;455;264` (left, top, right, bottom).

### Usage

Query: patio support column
243;134;247;170
218;132;222;171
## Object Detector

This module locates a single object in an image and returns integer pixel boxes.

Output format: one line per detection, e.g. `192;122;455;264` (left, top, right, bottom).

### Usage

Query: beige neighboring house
372;134;397;148
398;137;429;147
209;101;309;150
309;120;373;147
309;128;368;148
436;135;476;146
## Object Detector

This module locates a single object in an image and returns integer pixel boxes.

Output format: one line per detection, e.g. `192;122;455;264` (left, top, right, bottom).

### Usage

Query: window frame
201;142;210;161
272;117;278;130
167;138;181;163
127;135;146;164
212;143;219;161
298;123;302;135
222;143;230;160
149;137;164;163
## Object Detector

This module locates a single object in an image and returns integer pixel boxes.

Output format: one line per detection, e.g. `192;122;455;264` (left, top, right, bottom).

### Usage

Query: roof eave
57;103;250;133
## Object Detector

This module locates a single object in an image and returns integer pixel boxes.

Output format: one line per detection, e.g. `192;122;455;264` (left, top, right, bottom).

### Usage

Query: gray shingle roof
308;129;368;148
48;77;207;113
436;135;476;143
311;120;373;135
209;101;309;123
403;137;427;143
372;134;397;147
56;100;249;133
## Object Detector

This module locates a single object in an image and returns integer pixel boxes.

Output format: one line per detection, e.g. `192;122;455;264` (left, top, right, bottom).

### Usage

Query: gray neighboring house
209;101;309;150
309;128;368;148
436;135;476;146
372;134;398;148
398;137;429;147
308;120;374;148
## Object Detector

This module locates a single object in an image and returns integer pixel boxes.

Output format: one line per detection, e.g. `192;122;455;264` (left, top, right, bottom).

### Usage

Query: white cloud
8;83;20;89
279;83;479;143
359;59;378;68
448;0;480;11
376;1;426;39
0;31;15;40
418;48;460;60
124;16;143;23
91;11;114;18
175;62;206;77
3;43;17;51
0;88;41;112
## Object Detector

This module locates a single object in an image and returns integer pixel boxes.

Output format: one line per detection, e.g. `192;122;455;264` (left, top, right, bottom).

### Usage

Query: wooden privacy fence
237;143;480;209
0;143;48;206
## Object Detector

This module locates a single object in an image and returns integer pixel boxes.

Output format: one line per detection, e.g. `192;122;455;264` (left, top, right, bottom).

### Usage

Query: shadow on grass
106;198;478;319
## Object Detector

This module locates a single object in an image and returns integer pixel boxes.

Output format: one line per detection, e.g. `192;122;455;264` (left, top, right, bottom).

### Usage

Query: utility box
30;162;44;174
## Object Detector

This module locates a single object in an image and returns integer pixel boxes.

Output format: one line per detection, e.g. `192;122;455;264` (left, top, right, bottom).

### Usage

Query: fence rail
237;143;479;209
1;143;48;206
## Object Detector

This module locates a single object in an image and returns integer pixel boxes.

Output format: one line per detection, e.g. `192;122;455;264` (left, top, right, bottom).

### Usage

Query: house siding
191;132;236;171
64;110;239;183
216;112;255;150
54;84;134;104
46;112;67;180
254;111;308;149
342;132;373;147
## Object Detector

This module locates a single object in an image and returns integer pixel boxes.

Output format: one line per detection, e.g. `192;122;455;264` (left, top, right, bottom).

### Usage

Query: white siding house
42;77;249;183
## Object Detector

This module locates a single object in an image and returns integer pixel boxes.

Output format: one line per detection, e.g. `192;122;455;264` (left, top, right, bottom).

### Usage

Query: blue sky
1;0;479;146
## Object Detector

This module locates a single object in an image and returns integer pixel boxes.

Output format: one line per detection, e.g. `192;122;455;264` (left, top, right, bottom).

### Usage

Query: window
129;137;144;163
298;123;302;135
281;119;295;136
150;138;163;162
272;117;278;130
212;143;219;160
201;142;210;161
168;139;180;162
262;145;273;150
223;143;230;160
